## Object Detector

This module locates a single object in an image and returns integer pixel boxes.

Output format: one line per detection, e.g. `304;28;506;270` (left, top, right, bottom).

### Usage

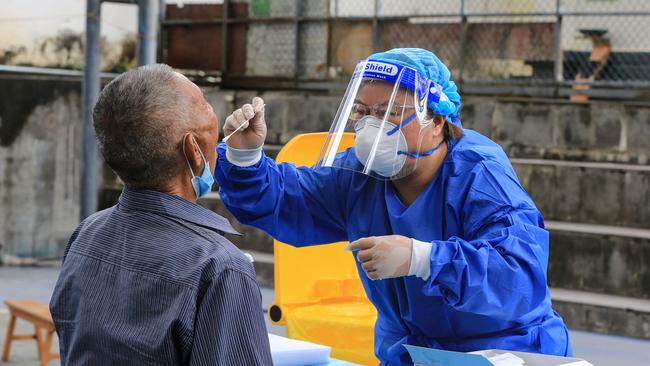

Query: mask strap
386;112;417;136
398;140;444;158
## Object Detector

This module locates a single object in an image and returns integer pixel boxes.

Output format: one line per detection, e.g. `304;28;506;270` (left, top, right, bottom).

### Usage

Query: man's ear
182;133;203;174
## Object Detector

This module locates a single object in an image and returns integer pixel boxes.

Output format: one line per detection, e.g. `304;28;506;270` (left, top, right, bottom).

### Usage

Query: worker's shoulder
449;129;508;162
448;129;512;172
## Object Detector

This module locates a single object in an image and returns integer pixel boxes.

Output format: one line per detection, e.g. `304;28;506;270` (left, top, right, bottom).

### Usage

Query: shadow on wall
1;28;137;73
0;77;85;263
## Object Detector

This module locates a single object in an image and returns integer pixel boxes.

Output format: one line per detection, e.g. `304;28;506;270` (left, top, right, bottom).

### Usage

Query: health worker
215;48;572;365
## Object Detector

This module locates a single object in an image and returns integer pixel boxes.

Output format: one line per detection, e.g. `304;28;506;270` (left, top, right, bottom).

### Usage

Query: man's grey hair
93;64;191;188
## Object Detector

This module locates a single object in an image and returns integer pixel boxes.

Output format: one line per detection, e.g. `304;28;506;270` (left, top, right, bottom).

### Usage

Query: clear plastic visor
314;60;445;180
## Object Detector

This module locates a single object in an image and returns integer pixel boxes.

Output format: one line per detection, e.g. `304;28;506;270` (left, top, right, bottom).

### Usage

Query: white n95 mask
313;58;450;179
354;116;408;178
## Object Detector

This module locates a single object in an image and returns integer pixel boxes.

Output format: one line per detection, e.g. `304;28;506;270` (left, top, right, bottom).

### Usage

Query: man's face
175;73;219;173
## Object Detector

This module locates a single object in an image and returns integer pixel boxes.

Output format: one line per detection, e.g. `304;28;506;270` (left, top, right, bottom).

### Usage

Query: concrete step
103;181;650;296
243;218;650;302
460;97;650;165
547;221;650;300
236;218;650;301
512;158;650;229
217;92;650;166
551;287;650;340
210;154;650;231
102;155;650;230
245;246;650;341
101;188;650;299
96;187;650;340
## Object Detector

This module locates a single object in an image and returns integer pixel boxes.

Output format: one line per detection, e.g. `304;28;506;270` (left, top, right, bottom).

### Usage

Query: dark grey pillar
81;0;102;220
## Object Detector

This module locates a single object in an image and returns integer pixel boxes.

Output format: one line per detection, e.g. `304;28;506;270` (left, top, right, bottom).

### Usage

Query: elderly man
50;64;272;365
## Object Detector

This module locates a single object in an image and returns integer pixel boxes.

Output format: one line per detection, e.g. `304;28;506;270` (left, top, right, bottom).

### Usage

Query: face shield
314;59;448;180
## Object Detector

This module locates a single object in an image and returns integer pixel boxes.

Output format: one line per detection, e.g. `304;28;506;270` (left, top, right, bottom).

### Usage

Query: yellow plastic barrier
268;133;379;366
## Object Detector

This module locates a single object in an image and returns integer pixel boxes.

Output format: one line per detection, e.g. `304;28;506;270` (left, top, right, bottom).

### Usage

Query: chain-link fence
161;0;650;93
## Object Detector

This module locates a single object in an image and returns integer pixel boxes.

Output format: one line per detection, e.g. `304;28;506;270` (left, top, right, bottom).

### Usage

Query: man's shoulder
78;206;116;228
68;204;255;289
181;228;257;285
66;206;116;247
130;216;256;289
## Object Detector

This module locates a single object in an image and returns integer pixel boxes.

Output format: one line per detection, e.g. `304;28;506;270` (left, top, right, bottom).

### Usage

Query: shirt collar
117;187;240;236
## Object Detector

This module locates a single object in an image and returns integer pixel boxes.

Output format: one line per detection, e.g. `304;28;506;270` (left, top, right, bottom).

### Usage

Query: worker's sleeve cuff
408;238;432;280
225;145;263;167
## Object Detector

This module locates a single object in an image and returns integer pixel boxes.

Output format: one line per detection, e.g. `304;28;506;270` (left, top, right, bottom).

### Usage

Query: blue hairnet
368;48;462;126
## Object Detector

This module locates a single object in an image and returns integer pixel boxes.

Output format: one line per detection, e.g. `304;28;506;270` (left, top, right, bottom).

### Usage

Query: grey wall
0;77;83;263
2;77;650;262
214;90;650;165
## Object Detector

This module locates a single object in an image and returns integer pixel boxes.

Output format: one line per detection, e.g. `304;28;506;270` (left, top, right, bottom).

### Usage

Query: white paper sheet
268;333;332;366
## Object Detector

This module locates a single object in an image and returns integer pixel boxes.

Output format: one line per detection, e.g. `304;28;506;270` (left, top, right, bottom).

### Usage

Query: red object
164;3;248;73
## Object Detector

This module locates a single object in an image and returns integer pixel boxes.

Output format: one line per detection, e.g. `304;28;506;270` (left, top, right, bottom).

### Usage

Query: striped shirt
50;187;272;365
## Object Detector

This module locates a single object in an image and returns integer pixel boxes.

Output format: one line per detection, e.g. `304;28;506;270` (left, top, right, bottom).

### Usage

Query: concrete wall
0;1;137;70
462;97;650;164
4;77;649;339
514;162;650;228
216;90;650;164
0;77;83;263
2;78;650;261
548;229;650;299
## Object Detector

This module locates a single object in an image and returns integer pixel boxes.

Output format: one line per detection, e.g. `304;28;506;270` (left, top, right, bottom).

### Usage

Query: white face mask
353;116;408;178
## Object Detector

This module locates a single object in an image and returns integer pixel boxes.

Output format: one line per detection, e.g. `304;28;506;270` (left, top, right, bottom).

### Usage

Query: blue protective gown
214;130;572;365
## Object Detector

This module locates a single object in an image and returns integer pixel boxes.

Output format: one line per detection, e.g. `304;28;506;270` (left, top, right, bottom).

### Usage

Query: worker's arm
420;159;550;320
215;97;348;246
215;143;349;246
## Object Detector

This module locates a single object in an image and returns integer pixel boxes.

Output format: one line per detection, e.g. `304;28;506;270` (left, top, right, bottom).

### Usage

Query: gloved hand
345;235;413;280
223;97;267;149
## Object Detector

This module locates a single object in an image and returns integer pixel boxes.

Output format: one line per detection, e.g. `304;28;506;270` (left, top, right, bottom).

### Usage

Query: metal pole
138;0;158;65
553;0;563;86
157;0;166;63
81;0;101;220
221;0;229;75
458;0;468;83
325;0;332;79
294;0;301;81
372;0;380;52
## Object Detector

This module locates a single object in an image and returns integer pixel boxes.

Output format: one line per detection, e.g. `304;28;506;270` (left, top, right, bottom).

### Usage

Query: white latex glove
223;97;267;149
345;235;413;280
